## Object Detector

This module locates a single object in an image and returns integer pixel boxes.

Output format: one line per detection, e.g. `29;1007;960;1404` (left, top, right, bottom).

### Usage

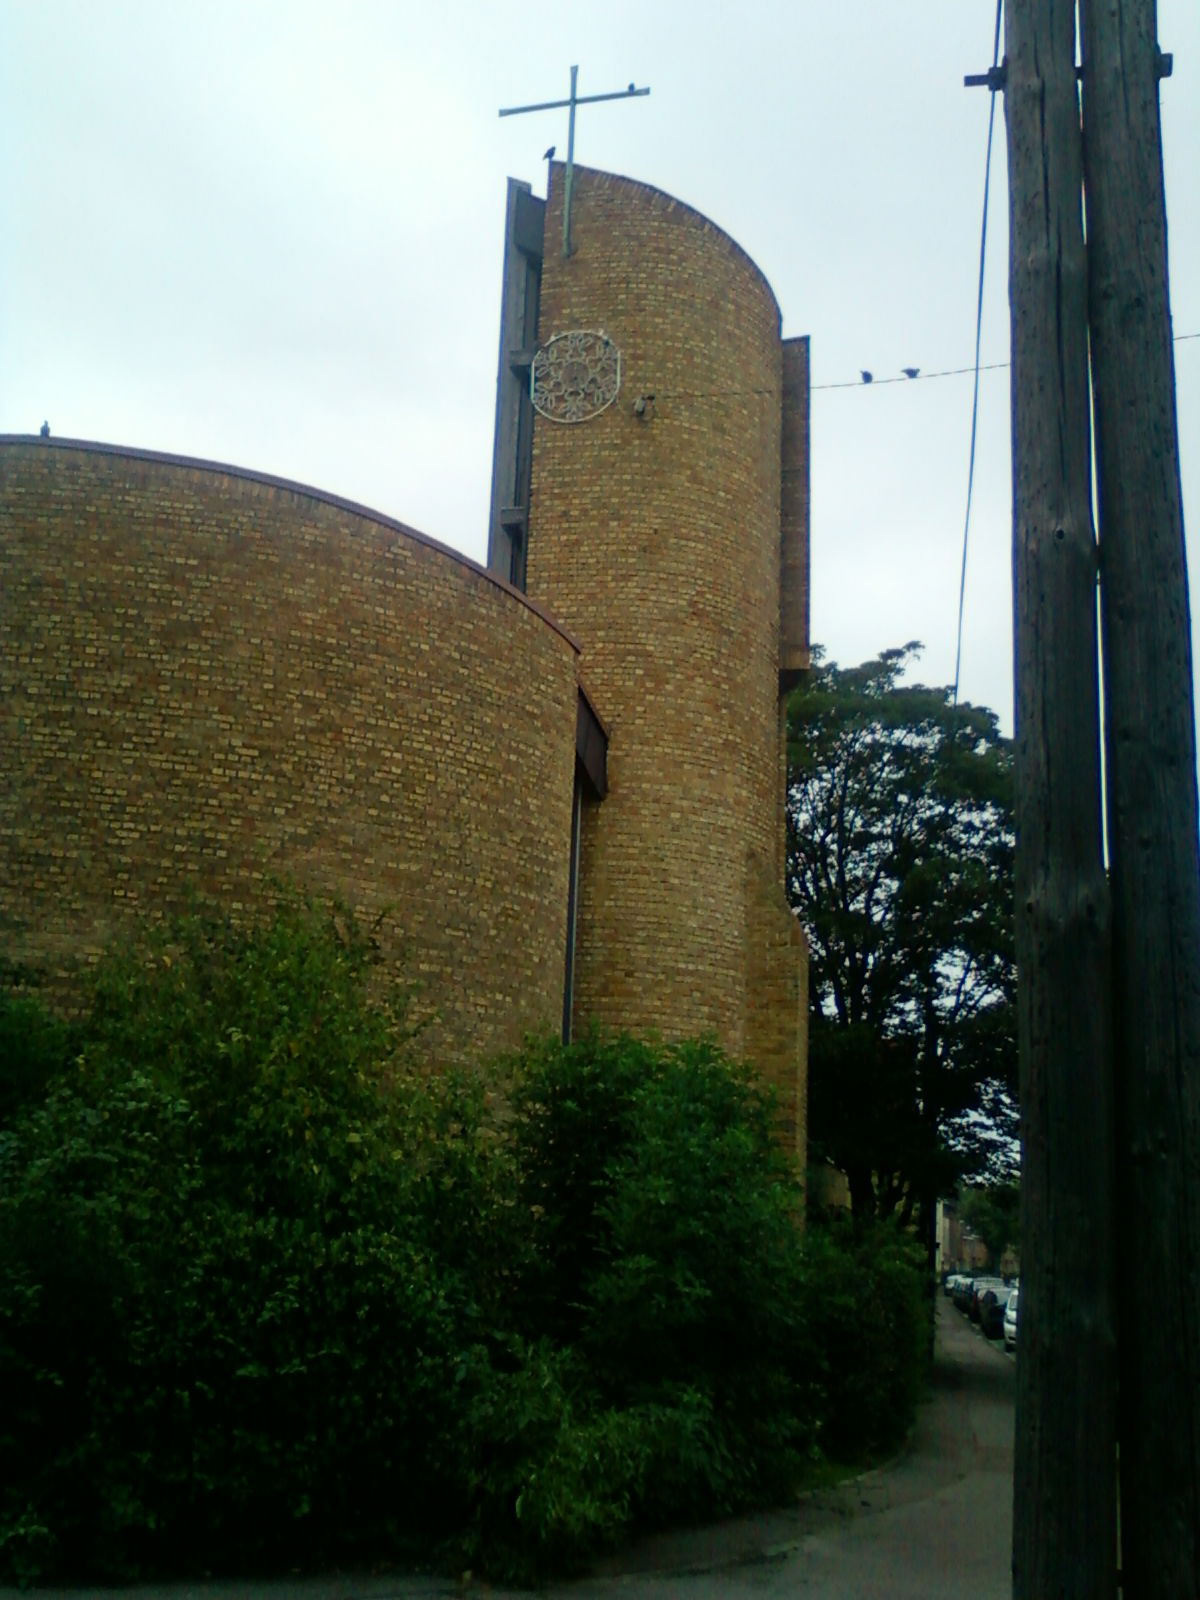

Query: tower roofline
548;161;782;328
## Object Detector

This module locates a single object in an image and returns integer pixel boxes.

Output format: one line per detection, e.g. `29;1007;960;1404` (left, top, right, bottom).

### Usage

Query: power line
817;332;1196;393
812;361;1009;392
656;334;1196;403
657;363;1009;403
954;0;1004;706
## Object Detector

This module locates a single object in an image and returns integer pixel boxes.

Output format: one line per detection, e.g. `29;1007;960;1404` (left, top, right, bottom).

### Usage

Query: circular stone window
530;331;621;424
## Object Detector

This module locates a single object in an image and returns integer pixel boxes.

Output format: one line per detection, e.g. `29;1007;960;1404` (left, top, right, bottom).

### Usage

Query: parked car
979;1285;1014;1339
952;1275;978;1313
968;1277;1008;1322
1003;1285;1020;1351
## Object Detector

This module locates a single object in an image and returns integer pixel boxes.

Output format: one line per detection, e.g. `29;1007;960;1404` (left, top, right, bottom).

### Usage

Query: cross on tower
499;66;650;257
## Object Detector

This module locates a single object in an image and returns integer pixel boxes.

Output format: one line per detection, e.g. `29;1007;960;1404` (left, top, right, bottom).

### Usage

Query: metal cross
499;66;650;257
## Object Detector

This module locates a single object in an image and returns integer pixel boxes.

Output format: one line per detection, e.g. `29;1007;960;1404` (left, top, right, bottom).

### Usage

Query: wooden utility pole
1004;0;1118;1593
1079;1;1200;1590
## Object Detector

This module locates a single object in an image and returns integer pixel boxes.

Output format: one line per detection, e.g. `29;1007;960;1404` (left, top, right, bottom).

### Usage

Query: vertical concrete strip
780;335;811;690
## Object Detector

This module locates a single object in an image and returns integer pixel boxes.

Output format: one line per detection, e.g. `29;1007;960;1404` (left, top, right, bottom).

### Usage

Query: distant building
0;164;809;1149
938;1200;993;1273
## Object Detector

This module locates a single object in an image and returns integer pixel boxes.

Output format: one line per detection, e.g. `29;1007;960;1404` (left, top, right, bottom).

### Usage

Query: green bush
797;1218;931;1462
514;1034;817;1510
0;979;73;1130
0;898;493;1581
0;909;931;1586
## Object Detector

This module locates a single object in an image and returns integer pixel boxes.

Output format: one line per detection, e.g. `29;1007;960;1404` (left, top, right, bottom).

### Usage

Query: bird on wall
902;367;920;379
860;371;873;384
544;145;556;160
39;421;50;437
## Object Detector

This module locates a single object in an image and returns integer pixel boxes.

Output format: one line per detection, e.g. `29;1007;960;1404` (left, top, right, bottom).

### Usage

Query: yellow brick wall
527;166;807;1143
0;439;579;1064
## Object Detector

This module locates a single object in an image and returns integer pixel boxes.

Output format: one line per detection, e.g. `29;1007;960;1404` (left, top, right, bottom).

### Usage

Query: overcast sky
4;0;1198;733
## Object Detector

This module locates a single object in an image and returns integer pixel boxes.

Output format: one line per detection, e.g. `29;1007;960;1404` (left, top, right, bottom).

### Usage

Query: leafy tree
957;1180;1021;1271
0;903;935;1587
0;897;498;1583
0;972;73;1130
787;644;1016;1230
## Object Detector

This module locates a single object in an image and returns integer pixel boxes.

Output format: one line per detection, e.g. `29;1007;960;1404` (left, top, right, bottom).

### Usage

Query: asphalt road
3;1298;1014;1600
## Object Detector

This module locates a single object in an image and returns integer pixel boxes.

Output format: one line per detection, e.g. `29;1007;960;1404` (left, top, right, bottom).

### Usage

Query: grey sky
4;0;1198;733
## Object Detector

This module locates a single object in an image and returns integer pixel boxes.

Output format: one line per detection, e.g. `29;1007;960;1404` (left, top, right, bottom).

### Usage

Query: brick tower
488;164;809;1151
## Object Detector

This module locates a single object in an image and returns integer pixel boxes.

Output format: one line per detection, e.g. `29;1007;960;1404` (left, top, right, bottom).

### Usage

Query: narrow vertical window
562;765;584;1042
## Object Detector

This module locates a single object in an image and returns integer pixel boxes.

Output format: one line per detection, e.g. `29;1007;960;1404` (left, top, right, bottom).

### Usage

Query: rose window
530;331;622;424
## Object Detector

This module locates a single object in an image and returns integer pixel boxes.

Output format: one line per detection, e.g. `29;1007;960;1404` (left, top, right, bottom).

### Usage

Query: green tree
0;971;73;1131
957;1181;1021;1271
0;905;935;1586
0;897;498;1583
787;644;1016;1230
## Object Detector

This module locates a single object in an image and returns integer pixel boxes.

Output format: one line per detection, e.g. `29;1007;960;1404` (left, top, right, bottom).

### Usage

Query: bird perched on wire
902;367;920;379
860;370;873;384
39;421;50;437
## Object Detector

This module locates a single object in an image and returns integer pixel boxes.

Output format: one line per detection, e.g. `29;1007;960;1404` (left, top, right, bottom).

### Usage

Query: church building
0;163;810;1150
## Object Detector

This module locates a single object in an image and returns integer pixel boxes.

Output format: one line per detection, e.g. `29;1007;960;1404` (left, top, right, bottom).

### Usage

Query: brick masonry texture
0;440;579;1065
527;166;809;1149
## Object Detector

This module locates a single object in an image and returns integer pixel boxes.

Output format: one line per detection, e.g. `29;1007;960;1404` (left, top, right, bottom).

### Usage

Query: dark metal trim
575;688;608;799
486;179;545;586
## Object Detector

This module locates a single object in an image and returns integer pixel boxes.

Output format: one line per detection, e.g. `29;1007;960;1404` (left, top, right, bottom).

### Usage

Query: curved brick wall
0;439;579;1063
527;166;801;1094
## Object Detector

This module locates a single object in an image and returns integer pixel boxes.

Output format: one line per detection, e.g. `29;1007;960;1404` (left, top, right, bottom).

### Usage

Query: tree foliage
787;644;1017;1221
957;1181;1021;1270
0;898;489;1583
0;900;932;1586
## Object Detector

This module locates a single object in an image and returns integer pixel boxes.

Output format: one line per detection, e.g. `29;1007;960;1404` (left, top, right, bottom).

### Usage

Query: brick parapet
0;435;581;651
